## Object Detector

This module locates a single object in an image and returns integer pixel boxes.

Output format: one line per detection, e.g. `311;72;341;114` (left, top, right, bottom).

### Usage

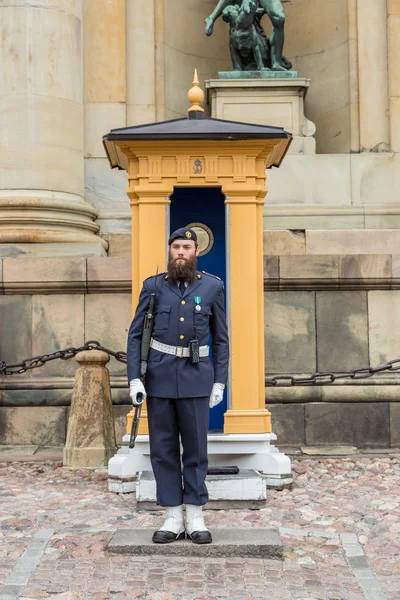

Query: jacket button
180;335;184;340
180;317;185;322
181;300;186;305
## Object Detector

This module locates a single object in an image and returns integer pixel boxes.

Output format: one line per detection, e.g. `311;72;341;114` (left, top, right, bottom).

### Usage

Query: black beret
168;227;197;245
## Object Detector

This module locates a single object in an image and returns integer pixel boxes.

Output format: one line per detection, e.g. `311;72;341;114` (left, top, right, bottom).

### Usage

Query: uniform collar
165;272;202;298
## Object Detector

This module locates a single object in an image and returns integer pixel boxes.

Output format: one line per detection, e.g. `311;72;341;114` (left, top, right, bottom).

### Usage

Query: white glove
129;379;147;406
209;383;225;408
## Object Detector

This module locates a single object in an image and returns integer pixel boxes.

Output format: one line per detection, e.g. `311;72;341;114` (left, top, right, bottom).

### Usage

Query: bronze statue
221;0;270;71
205;0;291;72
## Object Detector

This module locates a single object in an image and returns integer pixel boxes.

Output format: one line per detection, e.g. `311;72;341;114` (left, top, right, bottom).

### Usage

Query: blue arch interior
170;186;227;431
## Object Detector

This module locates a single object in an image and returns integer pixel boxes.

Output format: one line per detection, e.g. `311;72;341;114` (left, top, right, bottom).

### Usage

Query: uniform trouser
147;396;209;507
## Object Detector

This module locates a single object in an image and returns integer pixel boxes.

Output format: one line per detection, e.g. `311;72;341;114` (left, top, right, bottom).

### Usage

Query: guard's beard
167;255;197;283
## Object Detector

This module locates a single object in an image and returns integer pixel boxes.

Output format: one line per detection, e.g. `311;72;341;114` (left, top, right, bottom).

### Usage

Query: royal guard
127;227;230;544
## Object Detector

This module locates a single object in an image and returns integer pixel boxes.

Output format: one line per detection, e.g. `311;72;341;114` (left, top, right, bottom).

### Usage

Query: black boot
152;506;186;544
185;504;212;544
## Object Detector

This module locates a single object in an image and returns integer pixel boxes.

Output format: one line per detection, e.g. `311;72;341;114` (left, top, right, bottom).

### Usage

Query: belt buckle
176;346;184;359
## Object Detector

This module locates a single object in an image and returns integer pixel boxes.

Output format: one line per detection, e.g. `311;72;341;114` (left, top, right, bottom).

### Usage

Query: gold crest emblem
193;159;203;174
185;231;192;239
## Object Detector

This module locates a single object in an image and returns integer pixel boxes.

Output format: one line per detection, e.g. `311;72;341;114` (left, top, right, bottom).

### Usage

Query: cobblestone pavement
0;456;399;600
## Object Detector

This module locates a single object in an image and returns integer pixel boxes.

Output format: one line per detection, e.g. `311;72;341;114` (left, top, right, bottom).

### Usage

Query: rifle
129;269;158;449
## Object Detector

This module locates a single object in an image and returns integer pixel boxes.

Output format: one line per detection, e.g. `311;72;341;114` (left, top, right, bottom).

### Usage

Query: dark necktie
179;281;186;295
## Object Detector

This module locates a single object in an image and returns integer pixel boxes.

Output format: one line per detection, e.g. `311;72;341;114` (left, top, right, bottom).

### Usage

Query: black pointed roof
103;116;292;169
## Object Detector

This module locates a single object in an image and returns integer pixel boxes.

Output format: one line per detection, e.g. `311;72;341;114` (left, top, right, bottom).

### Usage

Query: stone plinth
108;528;283;558
63;350;117;467
0;191;107;257
218;70;298;79
205;78;316;154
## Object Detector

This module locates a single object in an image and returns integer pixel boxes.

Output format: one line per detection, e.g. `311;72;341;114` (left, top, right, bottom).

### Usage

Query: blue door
170;187;227;431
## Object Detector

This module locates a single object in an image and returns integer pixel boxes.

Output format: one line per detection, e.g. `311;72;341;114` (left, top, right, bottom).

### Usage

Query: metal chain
0;341;126;376
265;357;400;386
1;342;400;386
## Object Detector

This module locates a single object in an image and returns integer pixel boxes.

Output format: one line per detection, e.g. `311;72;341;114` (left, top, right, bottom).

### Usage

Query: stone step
136;469;267;510
108;528;283;558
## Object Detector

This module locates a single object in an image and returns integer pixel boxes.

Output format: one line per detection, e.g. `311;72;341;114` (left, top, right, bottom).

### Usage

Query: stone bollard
63;350;118;467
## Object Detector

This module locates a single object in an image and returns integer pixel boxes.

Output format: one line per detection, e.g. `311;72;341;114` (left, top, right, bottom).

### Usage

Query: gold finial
188;69;204;113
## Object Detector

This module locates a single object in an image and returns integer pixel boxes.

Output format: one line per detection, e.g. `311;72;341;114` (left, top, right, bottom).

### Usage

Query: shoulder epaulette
202;271;221;281
144;272;166;282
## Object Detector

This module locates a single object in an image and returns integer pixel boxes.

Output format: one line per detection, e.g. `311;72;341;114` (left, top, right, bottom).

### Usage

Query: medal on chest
194;296;202;311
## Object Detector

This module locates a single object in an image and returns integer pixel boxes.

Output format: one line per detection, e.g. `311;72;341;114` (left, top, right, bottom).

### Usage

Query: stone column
348;0;360;152
126;0;157;125
388;0;400;152
357;0;390;151
63;350;117;467
154;0;166;122
83;0;128;233
0;0;106;256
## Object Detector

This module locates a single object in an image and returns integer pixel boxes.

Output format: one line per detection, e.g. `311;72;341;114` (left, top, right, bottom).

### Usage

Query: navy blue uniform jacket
127;272;230;398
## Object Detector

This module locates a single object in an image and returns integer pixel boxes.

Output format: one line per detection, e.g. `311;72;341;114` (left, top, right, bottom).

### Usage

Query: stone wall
0;254;132;446
283;0;351;154
163;0;231;120
264;251;400;448
161;0;353;153
1;250;399;449
2;1;399;237
79;0;367;234
2;1;400;450
84;0;400;238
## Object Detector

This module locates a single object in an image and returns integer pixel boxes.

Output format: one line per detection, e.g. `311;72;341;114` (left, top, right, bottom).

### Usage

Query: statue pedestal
205;78;316;155
218;70;298;79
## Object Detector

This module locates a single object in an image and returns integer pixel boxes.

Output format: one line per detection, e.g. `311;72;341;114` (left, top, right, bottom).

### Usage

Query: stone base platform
108;433;293;494
218;70;298;79
135;469;267;510
0;241;107;258
108;528;283;558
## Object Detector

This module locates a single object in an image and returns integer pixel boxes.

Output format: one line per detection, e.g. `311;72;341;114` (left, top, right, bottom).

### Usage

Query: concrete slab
0;446;63;463
108;528;283;558
301;445;358;456
0;445;38;456
137;499;267;511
